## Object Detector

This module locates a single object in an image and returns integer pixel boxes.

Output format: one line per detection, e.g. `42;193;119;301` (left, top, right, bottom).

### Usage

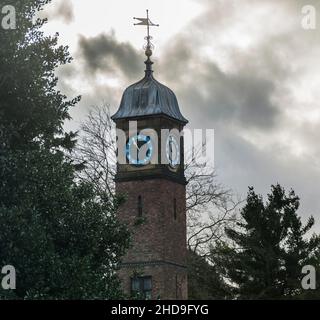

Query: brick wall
116;178;188;299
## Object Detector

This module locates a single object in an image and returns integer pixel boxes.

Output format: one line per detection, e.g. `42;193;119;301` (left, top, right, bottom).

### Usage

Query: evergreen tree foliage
0;0;130;299
213;185;320;299
187;250;230;300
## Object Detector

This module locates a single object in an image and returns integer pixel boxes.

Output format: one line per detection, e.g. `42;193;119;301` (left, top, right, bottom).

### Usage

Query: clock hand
169;139;173;163
133;137;140;162
133;137;140;151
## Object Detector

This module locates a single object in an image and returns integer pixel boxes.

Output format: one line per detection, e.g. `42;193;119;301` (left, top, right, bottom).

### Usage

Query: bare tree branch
72;105;117;198
73;105;242;256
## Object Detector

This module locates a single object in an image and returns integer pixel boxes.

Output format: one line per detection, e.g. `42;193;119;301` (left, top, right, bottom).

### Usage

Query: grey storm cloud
78;33;142;80
171;62;280;129
47;0;74;24
153;0;320;221
75;0;305;131
154;0;320;132
157;40;284;130
58;0;320;225
70;0;309;134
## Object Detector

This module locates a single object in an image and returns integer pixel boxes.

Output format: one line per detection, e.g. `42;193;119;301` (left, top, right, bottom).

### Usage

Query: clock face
126;134;153;166
166;135;180;169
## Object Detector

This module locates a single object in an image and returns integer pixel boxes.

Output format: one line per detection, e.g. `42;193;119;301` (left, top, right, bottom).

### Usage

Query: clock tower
112;11;188;299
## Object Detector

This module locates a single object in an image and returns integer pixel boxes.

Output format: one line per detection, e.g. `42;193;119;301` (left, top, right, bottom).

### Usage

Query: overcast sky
42;0;320;227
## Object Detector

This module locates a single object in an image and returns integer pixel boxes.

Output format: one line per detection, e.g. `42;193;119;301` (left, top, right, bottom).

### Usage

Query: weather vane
134;10;159;59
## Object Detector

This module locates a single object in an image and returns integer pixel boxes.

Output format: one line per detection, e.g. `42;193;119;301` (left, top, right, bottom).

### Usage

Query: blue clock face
126;134;153;166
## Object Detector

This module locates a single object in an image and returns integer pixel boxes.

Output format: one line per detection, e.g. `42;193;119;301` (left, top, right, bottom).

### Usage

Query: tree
74;105;243;299
0;0;78;151
0;1;130;299
187;250;230;300
73;105;239;256
72;105;117;197
211;184;320;299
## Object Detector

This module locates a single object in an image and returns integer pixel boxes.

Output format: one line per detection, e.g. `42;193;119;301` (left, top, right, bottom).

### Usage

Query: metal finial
134;10;159;76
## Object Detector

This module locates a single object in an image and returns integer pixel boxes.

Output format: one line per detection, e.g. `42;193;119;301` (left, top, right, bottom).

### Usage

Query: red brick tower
111;23;188;299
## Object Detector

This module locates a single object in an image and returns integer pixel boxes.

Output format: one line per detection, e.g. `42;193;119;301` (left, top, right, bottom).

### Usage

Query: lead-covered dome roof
112;59;188;124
